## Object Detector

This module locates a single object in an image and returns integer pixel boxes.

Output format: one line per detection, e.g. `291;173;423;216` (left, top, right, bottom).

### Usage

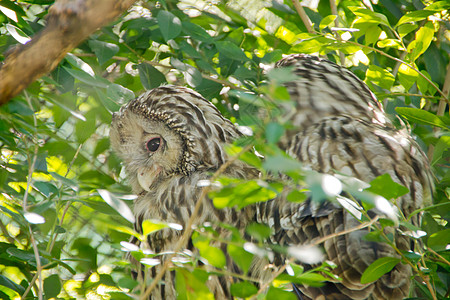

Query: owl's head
110;85;241;193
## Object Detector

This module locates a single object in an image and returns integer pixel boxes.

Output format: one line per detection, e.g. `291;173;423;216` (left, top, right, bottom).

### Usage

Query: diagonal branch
0;0;137;105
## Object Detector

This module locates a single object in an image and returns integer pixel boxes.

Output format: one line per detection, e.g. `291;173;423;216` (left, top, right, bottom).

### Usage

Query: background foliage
0;0;449;299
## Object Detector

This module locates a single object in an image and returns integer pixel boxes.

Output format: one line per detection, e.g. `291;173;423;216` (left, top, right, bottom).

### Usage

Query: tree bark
0;0;137;105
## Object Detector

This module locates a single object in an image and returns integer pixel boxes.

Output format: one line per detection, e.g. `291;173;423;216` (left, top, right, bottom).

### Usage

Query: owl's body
110;54;433;299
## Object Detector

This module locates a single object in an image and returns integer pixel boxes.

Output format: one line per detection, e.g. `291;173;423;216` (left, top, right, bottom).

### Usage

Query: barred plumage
110;54;433;299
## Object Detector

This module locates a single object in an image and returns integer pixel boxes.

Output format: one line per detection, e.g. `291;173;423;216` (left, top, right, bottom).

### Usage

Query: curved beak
137;165;162;192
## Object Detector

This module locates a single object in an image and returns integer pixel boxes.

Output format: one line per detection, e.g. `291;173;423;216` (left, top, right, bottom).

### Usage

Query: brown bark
0;0;137;105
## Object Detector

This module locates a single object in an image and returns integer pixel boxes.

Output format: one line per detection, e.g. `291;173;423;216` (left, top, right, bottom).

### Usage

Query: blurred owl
110;54;433;299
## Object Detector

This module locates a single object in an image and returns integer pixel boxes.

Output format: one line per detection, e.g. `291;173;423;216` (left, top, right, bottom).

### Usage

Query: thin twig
23;92;43;300
292;0;314;34
141;145;253;299
428;247;450;267
310;215;379;246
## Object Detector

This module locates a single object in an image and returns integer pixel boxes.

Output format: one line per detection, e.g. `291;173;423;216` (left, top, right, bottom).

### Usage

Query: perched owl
110;54;433;299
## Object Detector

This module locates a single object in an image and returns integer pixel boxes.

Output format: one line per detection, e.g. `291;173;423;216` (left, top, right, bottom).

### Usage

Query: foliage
0;0;449;299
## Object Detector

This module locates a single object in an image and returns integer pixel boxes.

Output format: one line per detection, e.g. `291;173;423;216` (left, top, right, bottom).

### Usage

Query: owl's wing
257;116;433;299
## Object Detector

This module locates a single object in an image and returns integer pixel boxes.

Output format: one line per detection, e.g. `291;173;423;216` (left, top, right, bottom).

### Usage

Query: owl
110;54;434;299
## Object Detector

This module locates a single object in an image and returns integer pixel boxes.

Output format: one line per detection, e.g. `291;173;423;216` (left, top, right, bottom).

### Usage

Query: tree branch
0;0;137;105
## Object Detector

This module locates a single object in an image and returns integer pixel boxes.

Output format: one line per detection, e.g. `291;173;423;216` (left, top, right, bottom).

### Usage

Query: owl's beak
137;165;162;192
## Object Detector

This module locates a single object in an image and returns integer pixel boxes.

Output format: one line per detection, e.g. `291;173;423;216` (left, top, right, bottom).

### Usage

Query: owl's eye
146;137;161;152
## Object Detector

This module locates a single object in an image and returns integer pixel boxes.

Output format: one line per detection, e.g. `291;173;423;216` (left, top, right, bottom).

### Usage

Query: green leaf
366;174;409;200
246;223;272;241
88;40;119;65
33;181;58;197
106;84;135;106
227;244;254;274
397;23;418;38
176;269;214;300
397;63;418;91
75;110;96;143
286;189;307;203
157;10;181;41
417;70;433;94
407;22;434;62
230;281;258;298
182;21;213;43
215;41;249;62
424;1;450;11
0;274;25;295
360;257;400;284
198;244;226;269
266;122;285;144
376;39;404;50
266;286;297;300
365;26;381;45
396;107;448;129
319;15;337;31
263;154;303;173
44;274;61;299
350;7;391;27
211;179;278;209
63;67;109;88
5;24;30;44
428;228;450;251
396;10;436;27
431;136;450;166
365;65;395;90
137;63;167;90
98;189;135;223
277;272;327;287
171;58;203;87
141;220;169;236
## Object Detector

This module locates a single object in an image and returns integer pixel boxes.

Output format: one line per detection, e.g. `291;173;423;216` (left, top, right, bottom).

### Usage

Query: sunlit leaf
396;10;436;26
407;22;435;61
141;219;177;236
396;107;448;129
6;24;30;44
319;15;337;31
0;274;25;296
98;189;135;223
24;212;45;224
365;65;395;90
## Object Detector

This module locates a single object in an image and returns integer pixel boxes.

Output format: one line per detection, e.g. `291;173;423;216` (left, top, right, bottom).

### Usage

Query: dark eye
146;137;161;152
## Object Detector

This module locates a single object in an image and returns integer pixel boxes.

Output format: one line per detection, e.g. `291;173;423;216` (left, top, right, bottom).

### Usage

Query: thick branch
0;0;137;105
